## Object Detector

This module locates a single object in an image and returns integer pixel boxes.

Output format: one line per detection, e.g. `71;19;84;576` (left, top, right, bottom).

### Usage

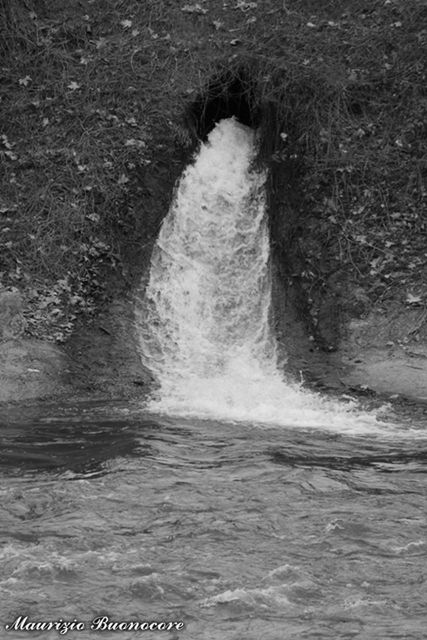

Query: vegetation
1;0;426;343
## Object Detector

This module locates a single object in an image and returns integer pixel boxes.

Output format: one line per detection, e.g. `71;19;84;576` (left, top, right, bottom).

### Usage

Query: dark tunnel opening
188;69;261;139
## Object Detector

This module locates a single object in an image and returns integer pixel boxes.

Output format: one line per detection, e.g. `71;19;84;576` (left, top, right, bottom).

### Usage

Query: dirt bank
0;290;151;403
0;339;67;403
272;271;427;402
339;304;427;400
2;288;427;406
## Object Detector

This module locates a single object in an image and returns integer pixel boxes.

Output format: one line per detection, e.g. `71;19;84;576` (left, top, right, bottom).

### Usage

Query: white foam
135;118;420;438
201;585;291;609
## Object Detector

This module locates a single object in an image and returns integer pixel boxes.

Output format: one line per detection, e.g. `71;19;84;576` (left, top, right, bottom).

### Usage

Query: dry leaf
236;0;257;10
181;4;208;15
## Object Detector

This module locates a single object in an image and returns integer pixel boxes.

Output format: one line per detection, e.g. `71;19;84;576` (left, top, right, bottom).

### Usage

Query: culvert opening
183;65;316;357
188;69;261;139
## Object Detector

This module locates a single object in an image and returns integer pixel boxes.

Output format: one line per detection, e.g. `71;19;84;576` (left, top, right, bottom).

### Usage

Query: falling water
136;118;395;434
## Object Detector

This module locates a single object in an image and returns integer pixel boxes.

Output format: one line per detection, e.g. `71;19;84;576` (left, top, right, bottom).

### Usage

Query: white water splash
135;118;398;435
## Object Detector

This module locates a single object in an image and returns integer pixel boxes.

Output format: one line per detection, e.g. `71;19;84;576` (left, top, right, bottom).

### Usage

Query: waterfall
135;118;387;433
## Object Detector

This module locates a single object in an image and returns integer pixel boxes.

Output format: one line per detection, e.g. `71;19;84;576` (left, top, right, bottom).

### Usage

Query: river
1;400;427;639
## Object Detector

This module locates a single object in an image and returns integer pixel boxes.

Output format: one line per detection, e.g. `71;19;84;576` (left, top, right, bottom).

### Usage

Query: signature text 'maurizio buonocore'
5;615;185;634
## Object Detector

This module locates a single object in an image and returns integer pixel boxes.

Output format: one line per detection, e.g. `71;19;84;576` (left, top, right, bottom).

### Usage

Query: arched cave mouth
188;69;261;139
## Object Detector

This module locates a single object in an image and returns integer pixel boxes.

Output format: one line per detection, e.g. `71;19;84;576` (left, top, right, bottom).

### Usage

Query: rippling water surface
1;400;427;640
